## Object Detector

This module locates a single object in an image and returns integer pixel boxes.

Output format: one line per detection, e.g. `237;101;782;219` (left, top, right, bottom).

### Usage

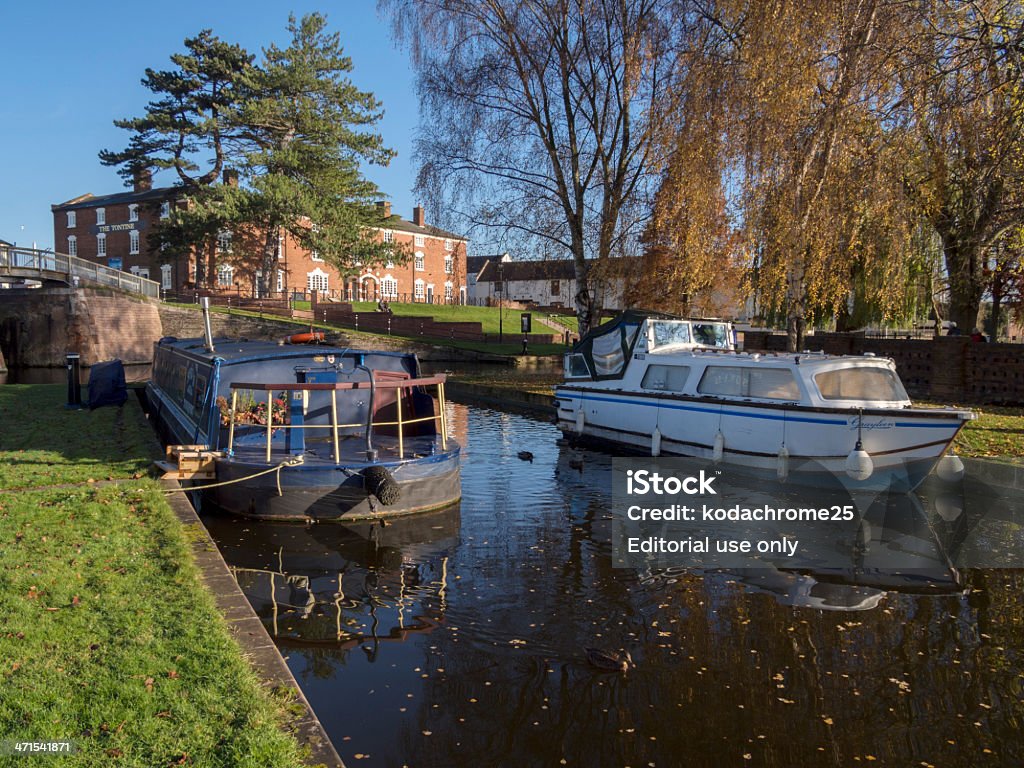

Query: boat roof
156;336;415;366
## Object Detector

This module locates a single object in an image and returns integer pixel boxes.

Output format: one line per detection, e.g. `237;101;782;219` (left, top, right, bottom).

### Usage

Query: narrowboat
147;322;460;521
555;311;973;491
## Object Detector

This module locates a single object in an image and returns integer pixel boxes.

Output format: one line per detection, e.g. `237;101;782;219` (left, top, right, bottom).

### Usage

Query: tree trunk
944;240;984;335
574;259;596;337
988;283;1002;341
260;228;278;298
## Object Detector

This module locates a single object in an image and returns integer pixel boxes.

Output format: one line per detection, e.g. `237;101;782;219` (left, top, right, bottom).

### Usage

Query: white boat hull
555;387;966;492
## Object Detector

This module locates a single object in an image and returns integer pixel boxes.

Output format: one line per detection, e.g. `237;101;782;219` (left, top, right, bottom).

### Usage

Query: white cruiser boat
554;311;973;491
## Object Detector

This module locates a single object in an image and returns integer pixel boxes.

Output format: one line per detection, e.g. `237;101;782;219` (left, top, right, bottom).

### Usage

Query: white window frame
160;201;170;219
96;208;106;225
96;233;106;257
307;268;329;293
129;229;140;255
161;264;173;290
128;204;139;222
444;281;453;301
67;235;77;257
129;265;150;280
414;251;425;271
216;229;232;255
444;255;453;274
277;269;284;292
444;239;453;251
381;275;398;299
67;211;76;228
311;248;324;262
414;234;425;247
414;279;425;299
383;230;394;243
217;264;234;288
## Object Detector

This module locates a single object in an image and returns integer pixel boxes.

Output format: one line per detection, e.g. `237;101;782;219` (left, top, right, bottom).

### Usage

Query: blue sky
0;1;423;251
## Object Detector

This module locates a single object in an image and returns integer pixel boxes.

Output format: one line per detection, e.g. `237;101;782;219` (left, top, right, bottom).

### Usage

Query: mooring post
65;353;82;410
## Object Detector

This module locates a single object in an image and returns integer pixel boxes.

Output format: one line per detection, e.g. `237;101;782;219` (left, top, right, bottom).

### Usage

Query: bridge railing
0;245;160;299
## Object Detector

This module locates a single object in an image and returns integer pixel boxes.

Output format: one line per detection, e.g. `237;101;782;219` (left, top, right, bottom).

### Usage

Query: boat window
567;354;591;378
698;366;800;400
649;321;690;349
692;323;731;349
814;367;908;401
591;330;625;375
641;364;691;391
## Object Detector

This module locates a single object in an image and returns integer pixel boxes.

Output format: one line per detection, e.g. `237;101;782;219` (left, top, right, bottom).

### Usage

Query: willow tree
896;1;1024;335
648;0;922;349
380;0;676;335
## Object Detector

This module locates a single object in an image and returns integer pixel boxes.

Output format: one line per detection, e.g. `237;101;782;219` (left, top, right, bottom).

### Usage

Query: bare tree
380;0;676;335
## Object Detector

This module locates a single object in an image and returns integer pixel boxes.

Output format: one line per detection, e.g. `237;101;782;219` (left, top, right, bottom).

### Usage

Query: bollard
66;353;83;410
522;336;529;355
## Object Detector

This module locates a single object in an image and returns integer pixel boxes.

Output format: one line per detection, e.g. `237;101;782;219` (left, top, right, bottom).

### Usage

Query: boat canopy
571;310;679;380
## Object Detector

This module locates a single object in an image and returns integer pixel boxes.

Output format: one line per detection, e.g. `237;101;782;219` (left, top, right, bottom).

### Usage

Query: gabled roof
377;215;467;242
52;186;183;211
477;259;578;282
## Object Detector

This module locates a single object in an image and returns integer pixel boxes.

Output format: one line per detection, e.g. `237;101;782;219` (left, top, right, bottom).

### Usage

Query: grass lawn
949;404;1024;458
0;386;306;767
351;301;572;336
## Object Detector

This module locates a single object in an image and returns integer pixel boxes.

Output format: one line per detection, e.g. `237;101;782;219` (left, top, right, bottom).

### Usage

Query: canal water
201;403;1024;768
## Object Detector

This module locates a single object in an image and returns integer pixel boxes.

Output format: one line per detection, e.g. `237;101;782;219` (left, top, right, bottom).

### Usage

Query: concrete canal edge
161;482;345;768
446;381;556;418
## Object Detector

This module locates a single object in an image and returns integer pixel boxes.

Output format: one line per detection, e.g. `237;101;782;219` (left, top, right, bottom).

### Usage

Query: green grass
0;386;155;489
949;404;1024;459
351;301;572;336
0;386;307;767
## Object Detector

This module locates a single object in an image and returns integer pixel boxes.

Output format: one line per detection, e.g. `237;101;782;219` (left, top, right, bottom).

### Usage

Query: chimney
133;167;152;192
413;205;425;227
376;200;391;219
223;169;239;187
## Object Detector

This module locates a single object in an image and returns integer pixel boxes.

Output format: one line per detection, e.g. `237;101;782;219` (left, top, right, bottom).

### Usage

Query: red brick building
52;174;469;303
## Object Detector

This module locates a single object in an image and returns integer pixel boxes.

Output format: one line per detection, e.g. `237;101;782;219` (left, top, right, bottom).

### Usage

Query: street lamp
498;264;504;343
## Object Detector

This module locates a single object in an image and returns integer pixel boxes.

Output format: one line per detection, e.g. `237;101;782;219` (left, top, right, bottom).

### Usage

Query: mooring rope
160;454;306;497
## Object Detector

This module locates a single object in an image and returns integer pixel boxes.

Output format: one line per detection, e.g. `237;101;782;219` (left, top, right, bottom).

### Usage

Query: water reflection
203;403;1024;768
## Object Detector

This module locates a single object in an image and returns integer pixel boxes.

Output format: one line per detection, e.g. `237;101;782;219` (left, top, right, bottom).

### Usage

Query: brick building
52;174;469;303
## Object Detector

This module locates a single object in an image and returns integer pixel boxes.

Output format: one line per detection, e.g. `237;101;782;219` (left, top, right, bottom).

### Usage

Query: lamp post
497;264;505;343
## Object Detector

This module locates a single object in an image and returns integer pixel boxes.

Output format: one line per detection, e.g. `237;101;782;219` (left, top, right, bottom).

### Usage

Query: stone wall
0;286;162;368
742;331;1024;404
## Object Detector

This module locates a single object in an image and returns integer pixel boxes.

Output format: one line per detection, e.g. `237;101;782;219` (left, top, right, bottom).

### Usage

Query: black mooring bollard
66;353;82;409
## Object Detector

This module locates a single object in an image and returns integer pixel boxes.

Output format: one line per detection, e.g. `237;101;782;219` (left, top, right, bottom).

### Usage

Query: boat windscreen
692;322;731;348
814;367;909;402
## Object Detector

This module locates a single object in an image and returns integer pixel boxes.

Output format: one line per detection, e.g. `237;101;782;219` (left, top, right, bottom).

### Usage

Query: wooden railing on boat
225;374;449;462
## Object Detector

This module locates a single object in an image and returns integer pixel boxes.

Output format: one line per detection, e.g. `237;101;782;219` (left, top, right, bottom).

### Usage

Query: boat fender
651;427;662;457
575;410;585;434
712;431;725;463
776;445;789;481
935;454;965;483
363;465;402;505
845;446;874;481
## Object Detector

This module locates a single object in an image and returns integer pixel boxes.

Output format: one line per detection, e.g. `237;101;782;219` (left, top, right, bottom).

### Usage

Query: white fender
776;445;790;481
845;447;874;481
652;427;662;457
712;431;725;463
935;454;965;483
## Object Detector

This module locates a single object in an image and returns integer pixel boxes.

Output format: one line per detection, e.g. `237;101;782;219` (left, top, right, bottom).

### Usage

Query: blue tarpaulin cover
87;359;127;409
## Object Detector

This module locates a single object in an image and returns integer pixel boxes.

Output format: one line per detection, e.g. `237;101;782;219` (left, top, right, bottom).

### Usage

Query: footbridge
0;244;160;298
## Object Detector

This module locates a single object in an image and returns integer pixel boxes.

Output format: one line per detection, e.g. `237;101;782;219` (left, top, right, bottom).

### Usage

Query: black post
65;353;82;409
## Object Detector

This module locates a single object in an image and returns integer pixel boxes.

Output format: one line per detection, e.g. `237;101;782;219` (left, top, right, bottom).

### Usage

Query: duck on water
146;302;460;521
